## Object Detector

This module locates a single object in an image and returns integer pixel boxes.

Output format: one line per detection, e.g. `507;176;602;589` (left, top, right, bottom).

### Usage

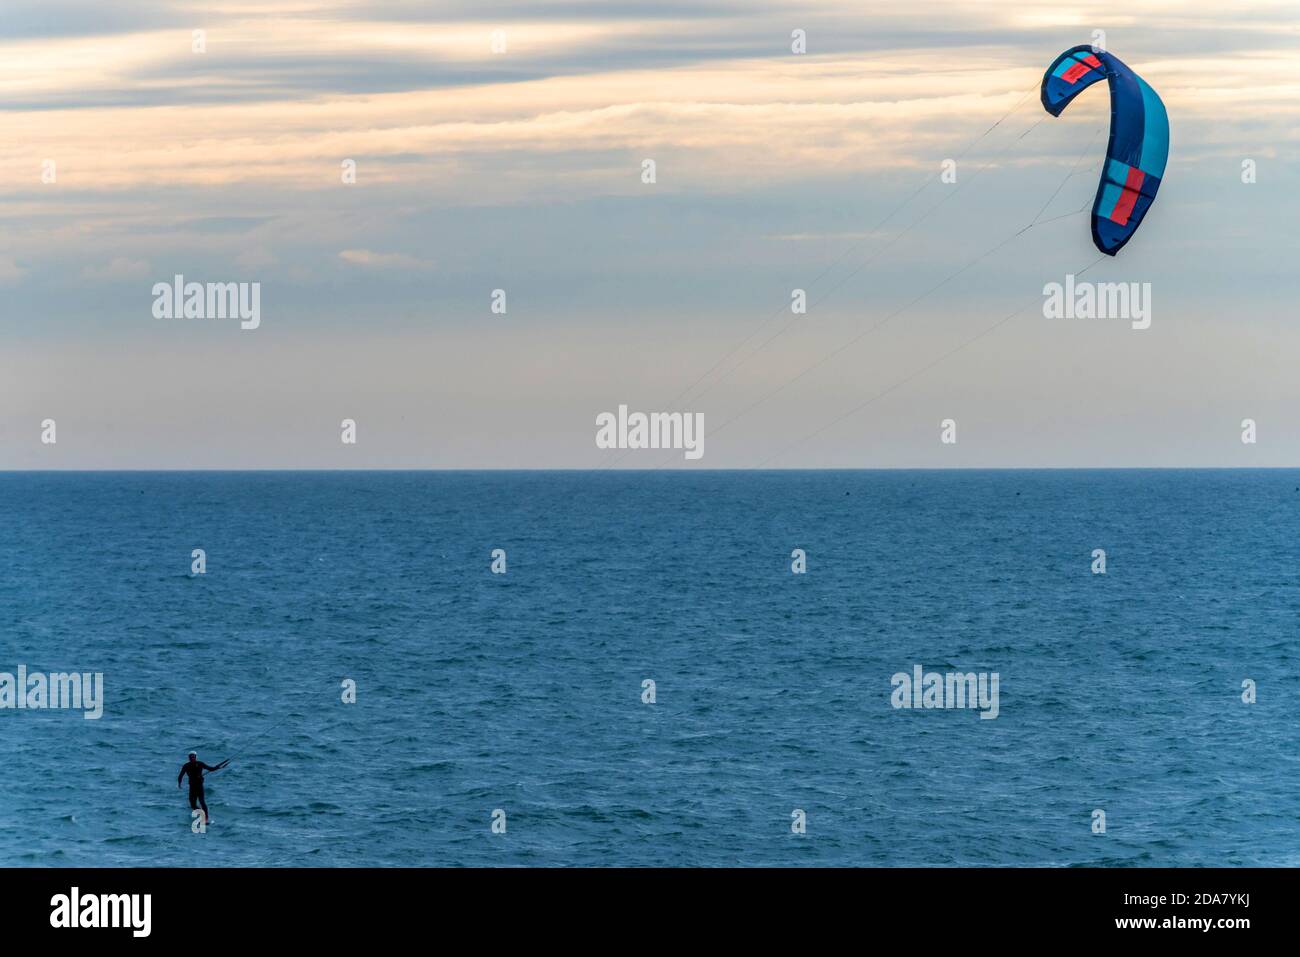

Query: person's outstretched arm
202;760;230;772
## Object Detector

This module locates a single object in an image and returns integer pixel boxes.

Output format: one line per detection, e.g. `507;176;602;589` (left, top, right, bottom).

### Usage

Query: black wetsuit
178;760;221;819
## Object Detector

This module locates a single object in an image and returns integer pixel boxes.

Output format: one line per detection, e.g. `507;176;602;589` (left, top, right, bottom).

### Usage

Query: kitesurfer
178;752;229;823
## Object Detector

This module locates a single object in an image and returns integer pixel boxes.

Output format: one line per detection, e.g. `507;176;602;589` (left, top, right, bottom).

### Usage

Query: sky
2;0;1297;468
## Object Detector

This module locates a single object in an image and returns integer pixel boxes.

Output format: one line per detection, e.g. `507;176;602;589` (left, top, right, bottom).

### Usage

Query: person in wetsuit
178;752;229;823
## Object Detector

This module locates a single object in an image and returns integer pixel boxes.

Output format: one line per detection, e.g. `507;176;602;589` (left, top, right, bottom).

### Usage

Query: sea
1;470;1297;867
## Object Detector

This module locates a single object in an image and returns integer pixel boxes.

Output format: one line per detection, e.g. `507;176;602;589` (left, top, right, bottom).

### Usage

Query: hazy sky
2;0;1297;468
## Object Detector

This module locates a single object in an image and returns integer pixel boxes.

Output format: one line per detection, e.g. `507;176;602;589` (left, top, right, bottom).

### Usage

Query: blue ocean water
1;470;1297;867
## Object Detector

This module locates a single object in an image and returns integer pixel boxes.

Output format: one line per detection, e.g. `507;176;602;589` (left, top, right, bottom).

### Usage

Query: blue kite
1041;45;1169;255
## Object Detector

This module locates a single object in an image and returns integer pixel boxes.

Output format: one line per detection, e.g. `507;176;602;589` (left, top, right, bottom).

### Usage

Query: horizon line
3;466;1299;474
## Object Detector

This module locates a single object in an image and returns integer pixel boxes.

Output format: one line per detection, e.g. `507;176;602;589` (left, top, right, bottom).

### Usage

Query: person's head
188;752;197;762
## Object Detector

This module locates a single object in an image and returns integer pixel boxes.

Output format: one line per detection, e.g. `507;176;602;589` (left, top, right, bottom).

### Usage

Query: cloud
79;256;151;280
338;248;432;269
3;41;1293;199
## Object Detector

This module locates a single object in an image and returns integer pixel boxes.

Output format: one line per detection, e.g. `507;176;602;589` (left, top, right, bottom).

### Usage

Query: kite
1041;45;1169;255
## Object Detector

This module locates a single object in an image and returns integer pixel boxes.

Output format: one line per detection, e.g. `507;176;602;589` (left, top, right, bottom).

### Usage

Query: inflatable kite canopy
1041;45;1169;256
